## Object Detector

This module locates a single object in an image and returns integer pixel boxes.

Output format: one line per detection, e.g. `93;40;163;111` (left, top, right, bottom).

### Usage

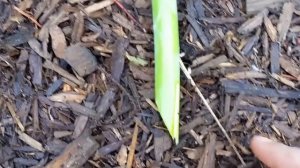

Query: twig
179;59;245;165
126;123;139;168
13;6;42;28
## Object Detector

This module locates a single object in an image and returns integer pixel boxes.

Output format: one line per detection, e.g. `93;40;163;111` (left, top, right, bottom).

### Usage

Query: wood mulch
1;0;300;167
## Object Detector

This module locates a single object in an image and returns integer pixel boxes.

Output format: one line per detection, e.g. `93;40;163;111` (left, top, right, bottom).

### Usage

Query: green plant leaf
152;0;180;143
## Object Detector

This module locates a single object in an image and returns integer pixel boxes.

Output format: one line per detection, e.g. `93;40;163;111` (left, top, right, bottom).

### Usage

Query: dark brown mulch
1;0;300;167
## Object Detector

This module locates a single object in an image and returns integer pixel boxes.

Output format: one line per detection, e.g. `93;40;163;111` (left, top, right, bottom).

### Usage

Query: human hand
250;136;300;168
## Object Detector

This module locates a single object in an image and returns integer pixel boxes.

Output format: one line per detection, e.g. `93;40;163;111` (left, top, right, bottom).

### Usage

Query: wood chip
113;13;134;31
7;102;25;132
153;129;172;161
192;55;228;76
54;131;73;138
222;79;300;99
85;0;114;15
277;2;294;42
49;25;66;58
127;123;139;168
197;133;216;168
246;0;284;14
28;39;47;59
191;54;215;68
45;135;99;168
29;51;42;85
43;60;85;86
264;16;277;42
111;38;129;82
271;73;296;88
96;89;116;119
16;129;45;152
31;98;39;130
225;71;267;79
63;44;97;77
71;12;84;43
238;9;268;34
72;115;89;139
48;92;86;103
129;63;153;81
186;15;210;48
273;121;300;140
117;145;128;167
280;56;300;81
69;102;97;118
270;42;281;74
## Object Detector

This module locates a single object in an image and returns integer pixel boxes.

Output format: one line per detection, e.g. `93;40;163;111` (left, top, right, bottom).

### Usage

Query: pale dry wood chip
54;131;73;138
277;2;294;42
117;145;127;167
16;129;45;152
185;147;204;160
85;0;114;15
246;0;285;14
71;12;84;43
289;26;300;33
134;0;150;8
264;16;277;42
48;92;86;103
191;54;215;68
225;71;267;79
271;73;296;88
127;123;139;168
112;13;134;31
280;56;300;81
49;25;66;58
191;55;228;76
238;9;268;34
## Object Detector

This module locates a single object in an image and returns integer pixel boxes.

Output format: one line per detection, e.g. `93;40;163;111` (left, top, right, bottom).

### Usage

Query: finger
250;136;300;168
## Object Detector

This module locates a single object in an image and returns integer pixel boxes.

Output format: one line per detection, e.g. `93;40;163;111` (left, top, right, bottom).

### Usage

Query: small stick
126;123;139;168
179;59;246;165
13;6;42;28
